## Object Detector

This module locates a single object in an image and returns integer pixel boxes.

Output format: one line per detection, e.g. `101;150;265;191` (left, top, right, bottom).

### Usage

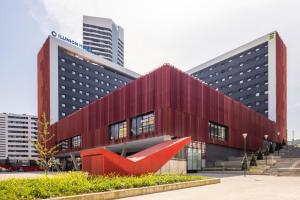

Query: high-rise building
83;16;124;66
38;34;139;125
0;113;38;165
187;31;287;138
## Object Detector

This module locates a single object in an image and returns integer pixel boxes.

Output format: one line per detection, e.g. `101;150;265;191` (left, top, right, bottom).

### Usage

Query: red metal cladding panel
49;65;278;153
37;38;50;125
276;32;287;142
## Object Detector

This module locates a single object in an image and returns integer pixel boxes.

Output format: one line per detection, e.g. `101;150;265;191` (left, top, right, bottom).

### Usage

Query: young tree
33;112;59;175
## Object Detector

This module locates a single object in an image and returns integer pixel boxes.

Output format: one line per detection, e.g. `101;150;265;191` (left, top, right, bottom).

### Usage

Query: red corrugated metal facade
47;65;281;151
37;38;50;134
276;32;287;142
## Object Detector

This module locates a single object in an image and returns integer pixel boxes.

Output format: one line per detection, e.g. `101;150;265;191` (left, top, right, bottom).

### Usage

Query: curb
49;178;220;200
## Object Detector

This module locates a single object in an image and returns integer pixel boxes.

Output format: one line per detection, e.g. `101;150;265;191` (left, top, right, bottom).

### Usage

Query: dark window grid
208;121;228;141
58;51;135;80
83;28;112;36
222;42;267;65
83;37;112;46
118;38;124;45
109;121;127;140
58;72;126;91
89;47;113;54
217;78;268;94
72;135;81;149
59;63;132;83
83;41;113;50
193;44;268;76
82;32;112;41
196;59;268;84
207;71;268;90
83;23;112;32
130;112;155;136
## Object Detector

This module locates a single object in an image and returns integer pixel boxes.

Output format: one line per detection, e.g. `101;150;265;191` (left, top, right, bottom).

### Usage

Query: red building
38;33;287;172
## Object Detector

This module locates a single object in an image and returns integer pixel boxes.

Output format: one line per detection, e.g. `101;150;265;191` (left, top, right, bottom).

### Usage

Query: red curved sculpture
80;137;191;175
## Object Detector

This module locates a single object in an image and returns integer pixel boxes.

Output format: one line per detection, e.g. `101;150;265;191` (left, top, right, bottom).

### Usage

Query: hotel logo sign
51;31;92;52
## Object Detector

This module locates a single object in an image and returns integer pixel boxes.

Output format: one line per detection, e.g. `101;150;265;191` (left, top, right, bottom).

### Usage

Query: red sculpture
80;137;191;175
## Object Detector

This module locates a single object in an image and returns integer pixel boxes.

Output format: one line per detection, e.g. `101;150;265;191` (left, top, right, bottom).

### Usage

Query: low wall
206;144;243;167
156;159;187;174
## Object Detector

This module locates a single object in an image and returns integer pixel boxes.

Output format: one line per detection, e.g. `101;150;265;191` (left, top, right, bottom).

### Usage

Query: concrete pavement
121;174;300;200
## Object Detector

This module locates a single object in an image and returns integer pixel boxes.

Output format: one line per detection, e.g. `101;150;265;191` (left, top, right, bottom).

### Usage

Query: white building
83;15;124;67
0;113;38;165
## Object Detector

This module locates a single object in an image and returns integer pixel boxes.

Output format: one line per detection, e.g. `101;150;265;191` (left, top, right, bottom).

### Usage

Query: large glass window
72;135;81;149
109;121;127;140
208;121;228;141
58;139;69;151
131;112;155;136
58;135;81;150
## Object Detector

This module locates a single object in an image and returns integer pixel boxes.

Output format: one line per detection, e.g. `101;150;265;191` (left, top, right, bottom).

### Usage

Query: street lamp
264;134;269;166
242;133;248;177
277;132;280;156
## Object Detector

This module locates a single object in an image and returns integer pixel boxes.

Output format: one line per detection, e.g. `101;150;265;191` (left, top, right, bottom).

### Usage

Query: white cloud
25;0;300;139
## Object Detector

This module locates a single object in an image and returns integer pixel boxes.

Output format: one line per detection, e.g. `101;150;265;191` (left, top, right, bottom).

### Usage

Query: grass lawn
0;172;207;200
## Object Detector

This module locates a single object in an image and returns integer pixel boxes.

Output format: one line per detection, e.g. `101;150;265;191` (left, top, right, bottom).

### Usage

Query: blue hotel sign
51;31;92;52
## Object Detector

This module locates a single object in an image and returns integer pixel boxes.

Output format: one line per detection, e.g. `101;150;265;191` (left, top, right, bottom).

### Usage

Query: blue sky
0;0;299;139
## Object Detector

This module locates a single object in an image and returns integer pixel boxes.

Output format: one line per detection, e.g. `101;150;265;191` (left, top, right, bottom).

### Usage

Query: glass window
131;112;155;135
58;139;69;150
72;136;81;149
109;121;127;140
208;121;228;141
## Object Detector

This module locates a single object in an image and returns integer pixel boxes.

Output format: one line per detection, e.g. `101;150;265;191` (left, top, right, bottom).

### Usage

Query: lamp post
277;132;280;156
242;133;248;177
264;134;269;166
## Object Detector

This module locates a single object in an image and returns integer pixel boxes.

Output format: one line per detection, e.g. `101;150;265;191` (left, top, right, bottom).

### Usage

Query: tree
33;112;59;175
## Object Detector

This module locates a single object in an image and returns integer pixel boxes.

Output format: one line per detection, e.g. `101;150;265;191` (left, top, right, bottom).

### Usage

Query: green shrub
0;172;206;200
249;153;257;166
257;149;264;160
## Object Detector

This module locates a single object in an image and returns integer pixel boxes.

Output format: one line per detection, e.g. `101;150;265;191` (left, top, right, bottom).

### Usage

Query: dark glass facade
58;47;135;119
130;112;155;135
192;42;269;116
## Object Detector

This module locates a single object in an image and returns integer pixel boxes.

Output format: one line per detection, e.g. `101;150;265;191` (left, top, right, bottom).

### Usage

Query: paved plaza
122;173;300;200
